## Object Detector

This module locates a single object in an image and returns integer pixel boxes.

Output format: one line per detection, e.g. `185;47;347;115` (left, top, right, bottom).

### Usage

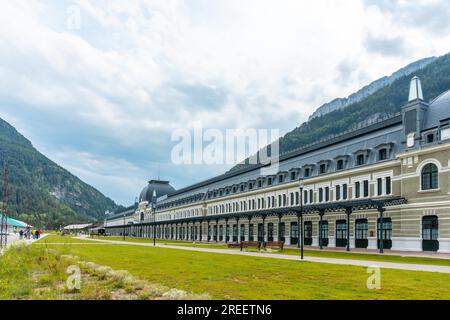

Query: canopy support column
346;207;352;252
319;209;325;250
378;205;385;254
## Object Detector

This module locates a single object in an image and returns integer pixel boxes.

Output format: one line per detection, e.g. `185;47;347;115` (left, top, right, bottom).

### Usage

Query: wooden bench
240;241;262;251
263;241;284;251
227;243;241;249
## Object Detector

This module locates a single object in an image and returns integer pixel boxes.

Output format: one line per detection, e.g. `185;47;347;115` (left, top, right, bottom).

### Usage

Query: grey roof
106;204;137;220
425;89;450;129
158;115;405;206
154;85;450;210
139;180;175;203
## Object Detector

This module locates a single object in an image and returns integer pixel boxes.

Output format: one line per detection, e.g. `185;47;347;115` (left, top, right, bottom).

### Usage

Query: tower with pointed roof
402;76;429;149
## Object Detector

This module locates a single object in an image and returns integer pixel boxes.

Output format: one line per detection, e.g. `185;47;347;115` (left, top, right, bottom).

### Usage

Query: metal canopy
105;196;406;228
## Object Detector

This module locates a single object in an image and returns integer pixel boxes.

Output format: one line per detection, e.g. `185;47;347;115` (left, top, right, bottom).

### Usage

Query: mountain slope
309;56;437;120
0;117;123;229
230;51;450;172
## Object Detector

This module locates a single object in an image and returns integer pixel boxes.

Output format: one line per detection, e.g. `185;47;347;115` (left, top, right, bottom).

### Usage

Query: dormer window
337;160;344;170
268;177;273;186
427;133;435;143
278;175;284;183
248;183;253;190
291;171;296;180
375;143;392;162
356;154;365;166
258;180;263;188
304;168;310;178
240;185;244;192
378;148;387;161
319;164;326;174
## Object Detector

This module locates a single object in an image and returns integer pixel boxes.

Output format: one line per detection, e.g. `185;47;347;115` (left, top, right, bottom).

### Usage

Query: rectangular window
295;192;299;205
268;178;272;185
337;160;344;170
290;193;294;206
355;182;361;198
377;178;383;196
363;180;369;197
304;190;308;204
304;222;312;239
336;220;347;239
291;172;296;180
343;184;348;200
427;134;434;143
325;187;329;202
279;175;284;183
355;220;368;239
386;177;391;195
357;154;365;166
279;222;285;241
309;190;314;203
336;185;341;201
304;168;310;178
320;164;326;174
319;188;323;202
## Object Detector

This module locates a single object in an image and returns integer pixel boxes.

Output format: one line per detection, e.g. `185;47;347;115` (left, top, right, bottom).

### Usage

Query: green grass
36;235;450;300
0;239;208;300
87;236;450;267
0;243;72;299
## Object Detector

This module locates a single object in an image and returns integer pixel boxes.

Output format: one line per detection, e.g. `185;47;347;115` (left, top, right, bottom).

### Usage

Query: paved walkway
1;233;48;255
76;237;450;274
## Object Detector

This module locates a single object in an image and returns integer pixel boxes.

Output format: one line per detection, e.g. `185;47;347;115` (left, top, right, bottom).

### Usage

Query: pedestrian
19;229;24;239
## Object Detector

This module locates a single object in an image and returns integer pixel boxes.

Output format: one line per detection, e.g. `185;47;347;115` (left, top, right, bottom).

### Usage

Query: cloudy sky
1;0;449;205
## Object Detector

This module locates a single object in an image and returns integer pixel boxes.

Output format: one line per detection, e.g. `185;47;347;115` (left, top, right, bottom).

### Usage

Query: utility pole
1;164;9;249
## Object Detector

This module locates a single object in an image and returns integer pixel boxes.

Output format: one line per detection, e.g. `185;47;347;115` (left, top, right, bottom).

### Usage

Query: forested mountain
308;56;436;120
230;52;450;172
0;118;123;229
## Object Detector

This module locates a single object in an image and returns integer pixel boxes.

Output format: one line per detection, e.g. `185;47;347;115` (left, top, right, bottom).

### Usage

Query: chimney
402;76;428;149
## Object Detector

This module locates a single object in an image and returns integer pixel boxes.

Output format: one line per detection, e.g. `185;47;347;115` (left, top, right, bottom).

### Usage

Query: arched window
421;163;438;190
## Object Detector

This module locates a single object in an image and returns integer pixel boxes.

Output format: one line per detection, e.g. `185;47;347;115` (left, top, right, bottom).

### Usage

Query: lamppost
104;210;110;237
299;179;304;260
152;190;157;247
122;213;126;241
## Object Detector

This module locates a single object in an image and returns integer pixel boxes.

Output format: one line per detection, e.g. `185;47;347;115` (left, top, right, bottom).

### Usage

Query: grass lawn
0;239;208;300
36;235;450;300
89;236;450;267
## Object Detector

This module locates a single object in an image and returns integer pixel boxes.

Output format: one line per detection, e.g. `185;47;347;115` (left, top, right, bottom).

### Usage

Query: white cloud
0;0;449;205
